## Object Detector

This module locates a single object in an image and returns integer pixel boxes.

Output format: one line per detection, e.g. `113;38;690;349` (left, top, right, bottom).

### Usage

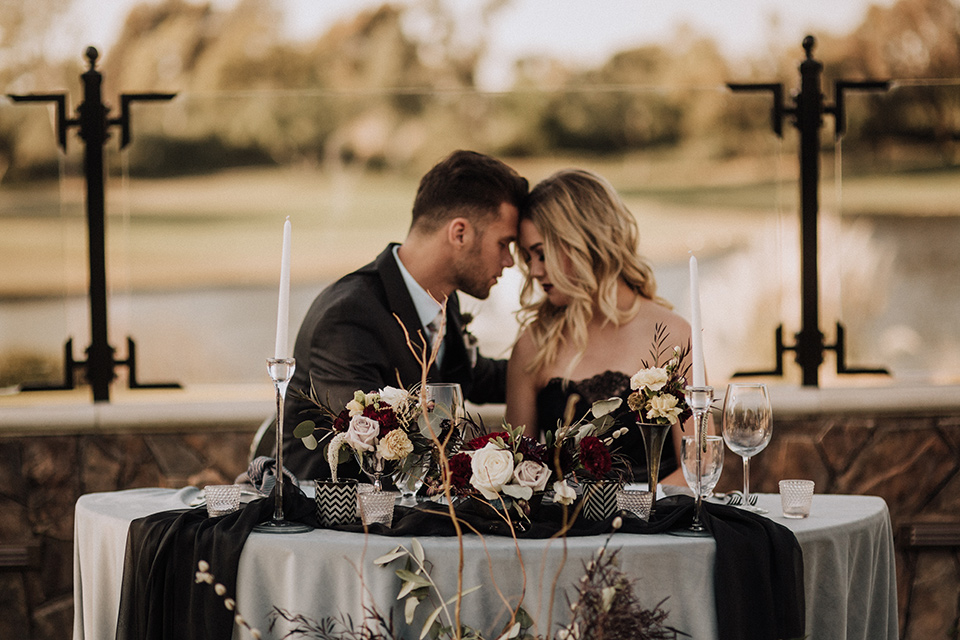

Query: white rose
514;460;551;492
345;415;380;452
630;367;669;392
469;443;515;500
553;479;577;505
647;393;683;425
377;386;408;408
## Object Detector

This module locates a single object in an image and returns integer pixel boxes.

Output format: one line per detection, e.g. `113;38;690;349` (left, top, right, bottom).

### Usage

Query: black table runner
117;481;804;640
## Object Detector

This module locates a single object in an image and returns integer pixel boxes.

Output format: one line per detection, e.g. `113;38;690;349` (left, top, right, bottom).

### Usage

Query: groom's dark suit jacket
282;243;507;479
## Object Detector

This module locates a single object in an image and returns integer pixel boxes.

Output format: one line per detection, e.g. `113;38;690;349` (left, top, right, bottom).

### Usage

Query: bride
505;168;692;485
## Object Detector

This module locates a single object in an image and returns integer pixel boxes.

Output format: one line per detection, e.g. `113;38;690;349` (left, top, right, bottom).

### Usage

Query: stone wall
0;430;256;640
715;411;960;640
2;403;959;639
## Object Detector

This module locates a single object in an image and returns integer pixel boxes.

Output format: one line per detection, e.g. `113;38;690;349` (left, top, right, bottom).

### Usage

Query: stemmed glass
393;454;430;506
681;435;724;499
419;383;465;442
254;358;311;533
356;452;391;491
721;383;772;514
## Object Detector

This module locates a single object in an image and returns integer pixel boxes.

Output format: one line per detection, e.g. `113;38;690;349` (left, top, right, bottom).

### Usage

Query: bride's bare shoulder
635;298;692;339
508;325;537;365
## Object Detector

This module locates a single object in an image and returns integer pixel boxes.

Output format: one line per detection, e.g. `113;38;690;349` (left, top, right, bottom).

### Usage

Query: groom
282;150;528;479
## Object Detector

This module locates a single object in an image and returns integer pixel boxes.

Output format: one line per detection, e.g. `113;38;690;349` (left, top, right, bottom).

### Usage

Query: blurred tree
816;0;959;166
0;0;83;181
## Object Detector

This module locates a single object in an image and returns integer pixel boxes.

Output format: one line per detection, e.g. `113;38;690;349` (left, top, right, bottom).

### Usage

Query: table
74;488;898;640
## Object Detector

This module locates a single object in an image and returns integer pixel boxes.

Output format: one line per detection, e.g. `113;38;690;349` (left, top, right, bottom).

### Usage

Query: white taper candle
274;217;291;359
689;254;705;387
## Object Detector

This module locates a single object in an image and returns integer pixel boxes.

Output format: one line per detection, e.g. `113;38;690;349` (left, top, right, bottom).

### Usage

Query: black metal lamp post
9;47;179;402
728;36;891;386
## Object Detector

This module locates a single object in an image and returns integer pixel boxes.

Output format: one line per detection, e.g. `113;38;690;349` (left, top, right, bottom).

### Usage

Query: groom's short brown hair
410;150;528;232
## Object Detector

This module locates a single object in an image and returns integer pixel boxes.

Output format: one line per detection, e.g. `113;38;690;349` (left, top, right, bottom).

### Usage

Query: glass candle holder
205;484;241;517
779;479;815;518
357;490;399;526
616;489;654;521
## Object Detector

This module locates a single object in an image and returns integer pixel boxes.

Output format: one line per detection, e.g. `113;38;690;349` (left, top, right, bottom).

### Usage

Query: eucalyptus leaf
594;414;616;432
395;569;432;588
397;579;420;600
515;606;534;628
405;596;419;624
293;420;316;438
302;434;318;450
411;538;425;566
442;584;481;604
591;397;622;418
373;546;407;565
420;605;443;640
576;424;595;441
495;621;521;640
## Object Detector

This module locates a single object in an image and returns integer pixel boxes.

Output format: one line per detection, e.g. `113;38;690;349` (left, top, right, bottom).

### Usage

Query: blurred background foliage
1;0;958;182
1;0;959;388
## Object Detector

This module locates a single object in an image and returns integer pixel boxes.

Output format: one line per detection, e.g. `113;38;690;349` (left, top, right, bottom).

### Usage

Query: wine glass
721;383;772;513
419;383;465;442
681;435;724;498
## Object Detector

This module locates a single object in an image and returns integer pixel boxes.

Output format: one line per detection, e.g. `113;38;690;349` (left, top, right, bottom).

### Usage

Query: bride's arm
506;329;540;439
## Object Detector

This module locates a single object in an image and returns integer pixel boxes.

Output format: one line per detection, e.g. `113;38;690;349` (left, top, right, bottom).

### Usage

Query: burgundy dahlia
364;405;399;433
448;452;473;490
579;436;612;478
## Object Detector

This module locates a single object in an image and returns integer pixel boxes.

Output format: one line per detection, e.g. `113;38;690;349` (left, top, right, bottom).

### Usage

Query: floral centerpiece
626;326;692;429
294;385;432;489
543;396;630;516
625;323;693;496
445;424;554;522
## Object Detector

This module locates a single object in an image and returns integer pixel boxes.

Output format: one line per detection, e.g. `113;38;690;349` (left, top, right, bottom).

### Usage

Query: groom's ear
446;217;471;249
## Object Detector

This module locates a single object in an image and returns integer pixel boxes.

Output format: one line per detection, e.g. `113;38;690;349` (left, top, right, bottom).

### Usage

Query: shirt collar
392;245;443;331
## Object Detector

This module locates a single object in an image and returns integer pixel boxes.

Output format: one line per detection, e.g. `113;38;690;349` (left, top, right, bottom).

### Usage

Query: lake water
2;211;958;389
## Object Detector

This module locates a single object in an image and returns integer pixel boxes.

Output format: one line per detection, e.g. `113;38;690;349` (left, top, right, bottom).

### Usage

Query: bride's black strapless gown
535;370;678;482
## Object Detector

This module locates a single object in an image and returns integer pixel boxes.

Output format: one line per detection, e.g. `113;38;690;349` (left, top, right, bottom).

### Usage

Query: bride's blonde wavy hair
516;169;670;375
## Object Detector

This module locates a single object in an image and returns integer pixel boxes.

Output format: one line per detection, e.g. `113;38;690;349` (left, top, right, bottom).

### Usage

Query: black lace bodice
535;370;678;481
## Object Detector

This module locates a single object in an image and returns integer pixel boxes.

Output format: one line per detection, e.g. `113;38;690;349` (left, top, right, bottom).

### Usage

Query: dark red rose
448;452;473;490
464;431;510;451
579;436;613;478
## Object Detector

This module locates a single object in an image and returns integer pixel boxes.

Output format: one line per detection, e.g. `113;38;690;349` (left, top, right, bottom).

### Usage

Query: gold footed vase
637;422;671;513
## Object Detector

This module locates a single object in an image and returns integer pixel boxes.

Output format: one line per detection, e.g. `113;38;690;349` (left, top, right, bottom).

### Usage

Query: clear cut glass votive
616;489;654;521
358;490;399;526
779;479;815;518
205;484;241;517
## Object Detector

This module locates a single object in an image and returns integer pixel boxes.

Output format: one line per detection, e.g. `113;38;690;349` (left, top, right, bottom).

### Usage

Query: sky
53;0;898;88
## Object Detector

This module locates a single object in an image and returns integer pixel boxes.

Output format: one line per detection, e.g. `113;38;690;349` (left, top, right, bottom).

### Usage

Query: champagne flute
681;435;724;498
721;383;772;514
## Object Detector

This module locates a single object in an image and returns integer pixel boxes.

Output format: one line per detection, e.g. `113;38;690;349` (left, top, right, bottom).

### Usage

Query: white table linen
74;488;898;640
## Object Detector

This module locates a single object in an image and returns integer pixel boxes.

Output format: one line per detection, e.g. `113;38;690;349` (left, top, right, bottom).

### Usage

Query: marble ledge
0;384;274;437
